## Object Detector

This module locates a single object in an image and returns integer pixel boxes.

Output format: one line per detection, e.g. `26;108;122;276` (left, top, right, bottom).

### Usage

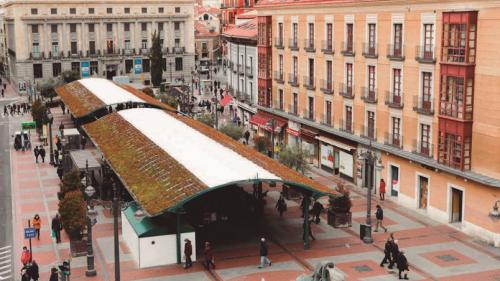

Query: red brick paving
420;249;476;267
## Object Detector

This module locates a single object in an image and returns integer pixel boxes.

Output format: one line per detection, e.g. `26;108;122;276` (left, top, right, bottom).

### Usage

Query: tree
59;169;82;199
31;99;48;131
278;145;311;174
196;113;215;128
253;135;270;154
219;123;243;140
38;78;61;101
150;30;163;87
61;70;81;83
58;190;87;240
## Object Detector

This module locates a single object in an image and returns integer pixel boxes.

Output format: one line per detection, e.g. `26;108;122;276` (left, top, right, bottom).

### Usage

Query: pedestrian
81;135;87;149
258;238;272;268
389;239;400;269
59;122;64;137
51;214;62;243
311;199;325;224
203;241;215;270
379;179;386;200
1;88;4;98
33;146;40;163
374;205;387;232
39;146;46;163
302;219;316;241
49;267;58;281
32;214;41;240
57;164;64;180
20;246;31;266
396;250;410;280
380;237;393;267
60;101;66;115
27;260;39;281
275;194;287;217
54;150;59;165
183;238;193;269
58;153;63;165
3;83;6;90
55;136;62;151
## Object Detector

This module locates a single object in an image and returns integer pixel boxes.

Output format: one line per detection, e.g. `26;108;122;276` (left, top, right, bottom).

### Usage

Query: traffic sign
24;228;36;239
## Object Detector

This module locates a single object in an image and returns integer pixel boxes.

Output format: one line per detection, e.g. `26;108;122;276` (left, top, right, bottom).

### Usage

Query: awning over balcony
249;112;286;133
219;94;233;107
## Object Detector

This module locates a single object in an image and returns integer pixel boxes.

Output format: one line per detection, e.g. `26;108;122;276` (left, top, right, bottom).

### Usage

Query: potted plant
327;181;352;228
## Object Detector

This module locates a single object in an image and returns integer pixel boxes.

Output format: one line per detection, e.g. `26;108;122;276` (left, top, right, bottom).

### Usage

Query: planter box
327;210;352;228
70;239;87;257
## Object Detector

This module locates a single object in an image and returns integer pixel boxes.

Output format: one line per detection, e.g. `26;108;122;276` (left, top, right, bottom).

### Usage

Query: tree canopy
150;30;163;87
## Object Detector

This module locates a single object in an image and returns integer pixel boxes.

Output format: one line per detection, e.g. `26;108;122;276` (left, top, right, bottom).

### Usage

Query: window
308;58;314;85
367;111;375;138
125;60;133;73
442;23;467;63
438;133;469;169
293;93;298;114
292;56;298;80
52;63;61;77
88;24;95;33
106;40;114;53
89;41;96;54
31;25;38;34
158;7;164;13
143;59;150;72
326;60;332;89
278;55;283;77
141;39;147;49
107;24;113;32
50;8;57;15
392;117;401;146
308;96;314;119
326;23;333;50
308;23;314;47
69;8;76;14
124;23;130;32
393;68;401;96
124;7;130;14
292;23;298;46
51;24;57;33
393;24;402;55
278;89;283;110
107;8;113;14
90;61;98;75
70;24;76;33
368;65;376;93
346;63;353;93
368;23;376;50
32;42;39;54
71;42;77;54
420;124;431;155
158;22;163;32
51;42;59;54
88;8;94;14
33;64;43;78
422;72;432;110
141;23;147;31
31;8;38;15
345;106;352;131
346;23;353;51
175;57;183;71
175;38;180;47
142;7;147;13
278;23;283;45
162;58;167;71
423;24;434;58
440;75;467;119
175;7;181;13
174;22;180;31
325;101;332;125
124;40;131;50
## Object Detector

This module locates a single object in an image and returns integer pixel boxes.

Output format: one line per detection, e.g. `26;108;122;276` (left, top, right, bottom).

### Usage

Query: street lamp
357;141;383;244
266;119;276;158
112;181;121;281
47;112;55;166
84;160;97;277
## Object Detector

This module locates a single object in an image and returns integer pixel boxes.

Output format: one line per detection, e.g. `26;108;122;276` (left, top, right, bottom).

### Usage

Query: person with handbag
51;214;62;243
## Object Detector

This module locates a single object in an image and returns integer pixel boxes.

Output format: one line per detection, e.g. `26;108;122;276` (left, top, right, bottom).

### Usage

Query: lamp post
267;119;276;159
112;181;121;281
83;160;97;277
47;112;55;165
169;62;173;82
357;141;383;244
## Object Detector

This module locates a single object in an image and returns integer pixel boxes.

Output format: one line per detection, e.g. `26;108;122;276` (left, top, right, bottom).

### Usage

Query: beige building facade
2;0;196;92
255;0;500;246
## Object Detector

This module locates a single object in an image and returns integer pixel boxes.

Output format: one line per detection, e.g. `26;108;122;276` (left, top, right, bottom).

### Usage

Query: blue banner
81;61;90;78
134;58;143;74
24;227;36;239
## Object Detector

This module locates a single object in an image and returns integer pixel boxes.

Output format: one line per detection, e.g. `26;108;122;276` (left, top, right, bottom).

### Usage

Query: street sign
134;58;143;74
81;61;90;78
21;121;36;130
24;228;36;239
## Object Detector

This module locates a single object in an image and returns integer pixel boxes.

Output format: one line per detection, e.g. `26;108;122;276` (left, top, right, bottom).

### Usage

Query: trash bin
360;224;371;240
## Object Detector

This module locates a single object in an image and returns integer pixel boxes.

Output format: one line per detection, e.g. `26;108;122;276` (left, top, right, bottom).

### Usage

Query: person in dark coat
51;214;62;243
374;205;387;232
55;136;62;151
380;237;393;267
203;241;215;269
34;146;40;163
275;195;287;217
57;164;64;180
59;122;64;137
389;239;400;269
184;239;193;269
54;150;59;165
27;260;39;281
49;267;58;281
396;250;409;280
258;238;271;268
39;147;46;163
311;200;325;224
60;102;66;115
302;219;316;241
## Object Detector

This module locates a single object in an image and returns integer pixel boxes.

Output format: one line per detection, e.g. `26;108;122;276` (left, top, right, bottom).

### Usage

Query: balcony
412;140;433;158
30;52;43;60
412;95;434;115
320;79;334;95
303;76;315;90
274;37;284;49
339;119;353;134
339;83;354;99
245;66;253;77
384;132;403;149
341;41;355;56
387;44;405;61
321;113;333;127
288;38;299;51
49;51;61;59
303;109;315;121
362;43;378;59
123;48;135;56
415;45;436;64
273;71;284;84
288;104;299;116
321;40;334;55
162;47;169;54
361;125;377;141
104;49;119;56
361;87;378;103
87;50;99;57
70;50;81;58
173;46;185;54
288;73;299;87
385;91;404;109
304;39;315;52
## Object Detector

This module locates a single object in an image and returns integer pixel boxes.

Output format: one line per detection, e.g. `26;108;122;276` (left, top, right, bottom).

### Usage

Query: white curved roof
79;78;144;105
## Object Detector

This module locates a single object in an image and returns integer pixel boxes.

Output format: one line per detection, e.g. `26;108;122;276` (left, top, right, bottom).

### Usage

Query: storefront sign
286;127;300;137
320;143;334;167
134;58;143;74
80;61;90;78
339;150;353;178
18;80;27;93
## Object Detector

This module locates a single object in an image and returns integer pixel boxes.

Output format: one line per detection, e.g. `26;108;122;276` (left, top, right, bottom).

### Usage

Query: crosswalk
0;245;12;281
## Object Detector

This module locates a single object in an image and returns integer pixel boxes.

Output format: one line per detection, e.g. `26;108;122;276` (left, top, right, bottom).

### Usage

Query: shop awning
219;95;233;107
316;135;356;152
249;112;286;132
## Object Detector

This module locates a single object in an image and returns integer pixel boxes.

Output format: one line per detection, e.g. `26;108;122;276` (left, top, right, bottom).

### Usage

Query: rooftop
195;21;219;37
222;17;257;39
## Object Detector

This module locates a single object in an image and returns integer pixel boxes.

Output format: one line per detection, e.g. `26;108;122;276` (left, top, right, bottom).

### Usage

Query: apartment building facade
255;0;500;246
220;0;255;32
2;0;195;92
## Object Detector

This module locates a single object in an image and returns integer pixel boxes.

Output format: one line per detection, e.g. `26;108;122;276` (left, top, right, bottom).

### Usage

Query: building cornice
18;14;190;22
2;0;194;7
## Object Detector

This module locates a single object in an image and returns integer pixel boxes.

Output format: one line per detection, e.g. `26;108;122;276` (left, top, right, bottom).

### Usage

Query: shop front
237;100;257;130
249;111;287;145
315;132;357;181
286;121;301;147
300;125;319;168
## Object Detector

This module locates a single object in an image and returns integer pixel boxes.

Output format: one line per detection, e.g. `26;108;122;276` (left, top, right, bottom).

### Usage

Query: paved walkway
7;89;500;281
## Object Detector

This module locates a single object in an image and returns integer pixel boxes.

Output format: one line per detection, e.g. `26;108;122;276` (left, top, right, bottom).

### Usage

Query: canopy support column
176;212;181;264
303;196;310;250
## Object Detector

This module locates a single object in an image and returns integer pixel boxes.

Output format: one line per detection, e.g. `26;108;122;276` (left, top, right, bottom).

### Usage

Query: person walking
28;260;39;281
39;146;46;163
49;267;58;281
396;250;410;280
380;237;393;267
59;122;64;137
32;214;41;240
302;219;316;241
81;135;87;149
379;179;386;201
374;205;388;232
33;146;40;163
54;150;59;165
183;239;193;269
275;194;287;217
244;130;250;145
203;241;215;270
20;247;31;266
311;200;325;224
51;214;62;243
258;238;271;268
1;88;4;98
60;101;66;115
389;239;400;269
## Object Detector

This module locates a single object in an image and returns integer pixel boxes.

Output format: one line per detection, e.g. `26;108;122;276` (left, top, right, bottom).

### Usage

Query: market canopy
83;108;333;216
55;78;174;119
